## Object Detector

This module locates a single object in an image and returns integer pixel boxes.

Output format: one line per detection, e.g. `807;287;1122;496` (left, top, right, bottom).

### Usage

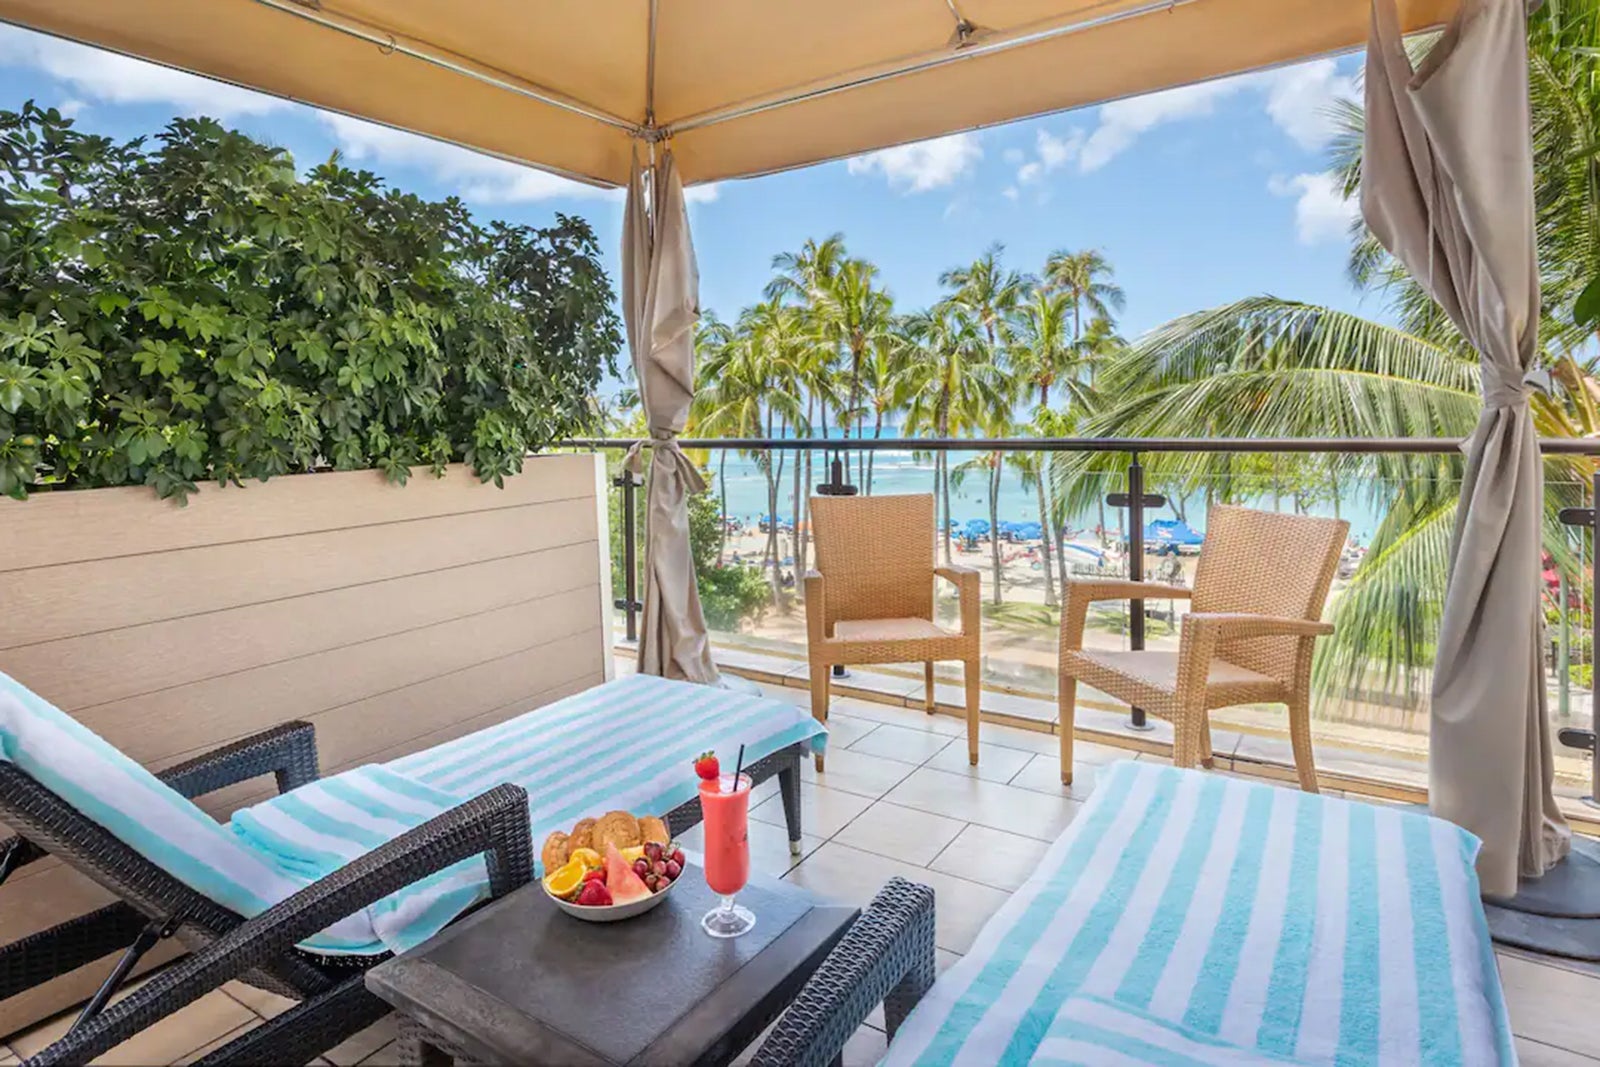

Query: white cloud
0;24;285;119
846;132;982;194
1076;58;1359;172
1079;81;1238;172
1264;60;1358;151
1269;172;1358;244
1015;127;1082;186
1002;186;1020;201
1002;148;1025;165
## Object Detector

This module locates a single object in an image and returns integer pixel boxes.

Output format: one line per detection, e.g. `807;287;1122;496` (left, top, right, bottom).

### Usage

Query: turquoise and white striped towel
228;673;826;954
882;760;1515;1066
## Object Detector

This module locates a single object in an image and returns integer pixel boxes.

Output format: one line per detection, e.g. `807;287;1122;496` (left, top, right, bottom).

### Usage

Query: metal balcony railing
568;435;1600;796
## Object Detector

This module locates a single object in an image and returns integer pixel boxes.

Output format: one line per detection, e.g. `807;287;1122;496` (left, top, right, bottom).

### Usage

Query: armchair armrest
803;570;826;645
1183;612;1334;640
1062;579;1192;603
935;566;981;639
1059;580;1191;653
158;720;319;799
28;784;533;1067
750;877;936;1067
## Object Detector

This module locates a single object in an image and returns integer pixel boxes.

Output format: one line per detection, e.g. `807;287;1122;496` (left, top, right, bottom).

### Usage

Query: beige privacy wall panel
0;454;612;1036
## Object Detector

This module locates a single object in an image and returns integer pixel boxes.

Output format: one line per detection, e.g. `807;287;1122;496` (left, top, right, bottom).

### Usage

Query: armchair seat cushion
1063;649;1288;710
832;617;959;643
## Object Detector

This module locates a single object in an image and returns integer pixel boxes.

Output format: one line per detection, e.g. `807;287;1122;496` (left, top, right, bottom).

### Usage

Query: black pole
613;470;642;643
1127;455;1149;731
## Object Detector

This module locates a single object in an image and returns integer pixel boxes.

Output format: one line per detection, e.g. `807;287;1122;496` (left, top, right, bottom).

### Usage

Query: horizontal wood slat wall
0;455;614;1037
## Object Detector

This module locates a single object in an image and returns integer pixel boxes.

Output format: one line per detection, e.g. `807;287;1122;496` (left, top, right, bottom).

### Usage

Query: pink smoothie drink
699;773;751;896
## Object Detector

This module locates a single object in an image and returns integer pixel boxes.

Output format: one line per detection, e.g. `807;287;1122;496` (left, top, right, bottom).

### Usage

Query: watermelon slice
603;843;653;905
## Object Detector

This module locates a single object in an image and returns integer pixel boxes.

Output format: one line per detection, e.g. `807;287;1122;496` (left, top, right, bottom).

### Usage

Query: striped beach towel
229;673;825;954
882;760;1515;1066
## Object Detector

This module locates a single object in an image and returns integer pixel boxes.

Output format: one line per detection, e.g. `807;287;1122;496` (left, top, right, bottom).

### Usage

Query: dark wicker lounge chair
2;720;808;1065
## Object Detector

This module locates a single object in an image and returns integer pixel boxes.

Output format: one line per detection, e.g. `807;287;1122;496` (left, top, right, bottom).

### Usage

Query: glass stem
720;894;736;917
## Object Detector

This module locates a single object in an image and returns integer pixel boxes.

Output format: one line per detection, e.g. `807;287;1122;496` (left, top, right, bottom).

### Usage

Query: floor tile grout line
1511;1032;1600;1062
922;821;977;872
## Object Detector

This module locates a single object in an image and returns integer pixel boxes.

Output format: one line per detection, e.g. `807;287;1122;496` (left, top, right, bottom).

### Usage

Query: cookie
541;831;570;873
569;817;596;852
591;810;642;853
639;815;670;846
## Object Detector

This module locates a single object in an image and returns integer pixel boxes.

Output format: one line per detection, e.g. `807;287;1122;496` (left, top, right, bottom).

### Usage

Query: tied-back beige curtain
622;148;719;684
1362;0;1567;896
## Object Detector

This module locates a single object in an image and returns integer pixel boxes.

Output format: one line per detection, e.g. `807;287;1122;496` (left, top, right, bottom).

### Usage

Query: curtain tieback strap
623;434;707;494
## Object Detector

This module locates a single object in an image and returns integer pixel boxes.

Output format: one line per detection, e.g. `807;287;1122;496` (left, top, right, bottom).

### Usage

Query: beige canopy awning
3;0;1456;188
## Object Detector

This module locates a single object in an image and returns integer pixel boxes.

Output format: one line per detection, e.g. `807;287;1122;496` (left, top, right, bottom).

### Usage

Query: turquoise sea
697;431;1390;545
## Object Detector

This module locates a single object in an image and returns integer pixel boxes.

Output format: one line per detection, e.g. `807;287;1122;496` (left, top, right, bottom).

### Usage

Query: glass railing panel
1545;467;1593;801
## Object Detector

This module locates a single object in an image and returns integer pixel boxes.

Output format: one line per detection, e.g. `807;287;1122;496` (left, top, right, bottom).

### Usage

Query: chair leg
964;658;981;765
1288;699;1319;793
811;663;831;773
924;661;936;714
1172;711;1200;770
1058;674;1076;785
1198;712;1216;770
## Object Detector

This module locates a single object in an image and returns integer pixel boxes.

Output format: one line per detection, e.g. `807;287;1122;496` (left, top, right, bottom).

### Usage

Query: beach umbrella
1362;0;1565;895
963;519;991;538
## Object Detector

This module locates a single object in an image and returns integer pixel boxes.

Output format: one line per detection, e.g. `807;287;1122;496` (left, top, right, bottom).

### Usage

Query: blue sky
0;25;1386;387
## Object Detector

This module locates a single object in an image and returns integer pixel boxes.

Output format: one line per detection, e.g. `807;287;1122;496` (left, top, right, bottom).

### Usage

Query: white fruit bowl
546;874;678;922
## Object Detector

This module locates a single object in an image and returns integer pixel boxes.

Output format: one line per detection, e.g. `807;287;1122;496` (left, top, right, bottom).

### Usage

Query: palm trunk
717;450;728;565
988;457;1003;605
1036;472;1056;608
867;408;884;494
799;394;814;587
790;429;803;602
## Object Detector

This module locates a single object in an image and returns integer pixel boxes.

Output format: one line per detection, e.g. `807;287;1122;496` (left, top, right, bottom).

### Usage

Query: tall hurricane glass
699;773;754;938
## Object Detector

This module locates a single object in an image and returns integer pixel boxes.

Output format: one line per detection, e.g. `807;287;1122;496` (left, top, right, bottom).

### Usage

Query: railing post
1108;452;1164;732
816;448;859;679
613;468;643;643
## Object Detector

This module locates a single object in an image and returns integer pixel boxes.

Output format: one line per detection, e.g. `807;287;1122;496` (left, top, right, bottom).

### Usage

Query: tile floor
5;685;1600;1065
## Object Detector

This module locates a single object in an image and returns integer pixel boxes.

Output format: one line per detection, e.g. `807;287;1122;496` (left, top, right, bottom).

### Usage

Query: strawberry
576;880;612;907
583;868;606;885
693;750;720;781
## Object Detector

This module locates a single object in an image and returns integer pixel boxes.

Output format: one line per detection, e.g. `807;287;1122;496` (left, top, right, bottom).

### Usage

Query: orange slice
568;847;603;870
542;857;587;900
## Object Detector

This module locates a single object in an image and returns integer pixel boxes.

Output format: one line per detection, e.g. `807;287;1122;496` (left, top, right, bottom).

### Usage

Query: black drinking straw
731;743;746;794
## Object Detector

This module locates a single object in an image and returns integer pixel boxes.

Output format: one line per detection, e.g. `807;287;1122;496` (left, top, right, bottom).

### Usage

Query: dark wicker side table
365;865;857;1066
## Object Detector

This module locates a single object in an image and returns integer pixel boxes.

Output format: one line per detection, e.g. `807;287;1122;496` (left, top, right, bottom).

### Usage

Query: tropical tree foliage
0;104;620;502
1054;0;1600;710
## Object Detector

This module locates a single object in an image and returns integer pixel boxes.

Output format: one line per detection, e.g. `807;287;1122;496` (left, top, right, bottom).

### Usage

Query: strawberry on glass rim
693;750;720;781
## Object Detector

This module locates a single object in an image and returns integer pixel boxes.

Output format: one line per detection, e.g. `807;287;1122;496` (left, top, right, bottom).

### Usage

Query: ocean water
695;433;1390;544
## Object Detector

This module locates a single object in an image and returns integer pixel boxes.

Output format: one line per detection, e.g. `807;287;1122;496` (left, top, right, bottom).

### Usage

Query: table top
365;865;857;1066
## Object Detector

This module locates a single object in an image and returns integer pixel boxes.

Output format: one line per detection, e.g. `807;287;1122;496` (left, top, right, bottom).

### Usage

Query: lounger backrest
0;671;302;919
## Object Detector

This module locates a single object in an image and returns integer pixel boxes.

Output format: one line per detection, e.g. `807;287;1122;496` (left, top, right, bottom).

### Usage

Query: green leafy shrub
0;103;621;501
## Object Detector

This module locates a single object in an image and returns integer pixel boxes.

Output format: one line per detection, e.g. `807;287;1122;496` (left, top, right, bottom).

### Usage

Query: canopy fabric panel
4;0;1458;188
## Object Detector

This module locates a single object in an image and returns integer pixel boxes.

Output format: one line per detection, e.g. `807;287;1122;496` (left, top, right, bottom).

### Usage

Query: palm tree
862;321;915;494
1011;286;1073;408
1044;248;1126;357
900;301;1006;566
941;244;1025;355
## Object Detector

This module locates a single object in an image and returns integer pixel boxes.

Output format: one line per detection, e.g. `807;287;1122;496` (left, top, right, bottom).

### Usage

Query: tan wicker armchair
1058;505;1348;792
805;494;982;772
